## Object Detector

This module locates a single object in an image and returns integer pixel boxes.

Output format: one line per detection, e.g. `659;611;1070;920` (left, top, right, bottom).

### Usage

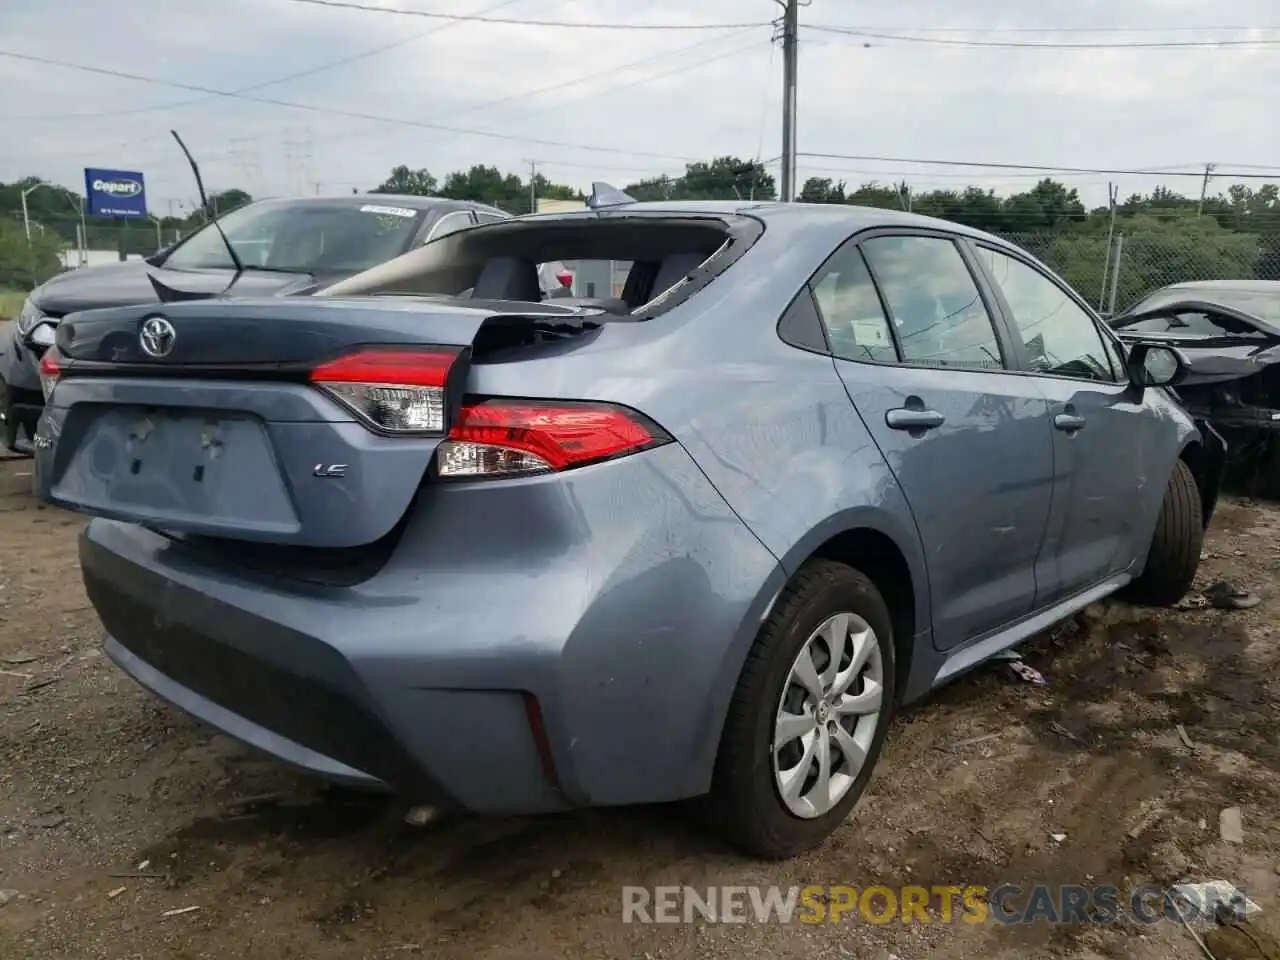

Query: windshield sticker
359;204;417;218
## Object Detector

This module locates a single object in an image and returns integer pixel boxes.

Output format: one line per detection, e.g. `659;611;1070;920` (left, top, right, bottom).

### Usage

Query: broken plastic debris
404;806;439;827
1219;807;1244;844
1169;881;1260;919
1009;661;1047;685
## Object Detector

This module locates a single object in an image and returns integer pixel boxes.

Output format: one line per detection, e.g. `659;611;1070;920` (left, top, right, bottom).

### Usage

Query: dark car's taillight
38;349;62;402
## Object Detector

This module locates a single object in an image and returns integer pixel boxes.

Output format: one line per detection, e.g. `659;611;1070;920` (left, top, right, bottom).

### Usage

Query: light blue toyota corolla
32;199;1222;858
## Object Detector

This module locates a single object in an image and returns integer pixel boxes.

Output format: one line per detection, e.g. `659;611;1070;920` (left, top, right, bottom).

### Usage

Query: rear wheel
1124;458;1203;607
707;560;895;859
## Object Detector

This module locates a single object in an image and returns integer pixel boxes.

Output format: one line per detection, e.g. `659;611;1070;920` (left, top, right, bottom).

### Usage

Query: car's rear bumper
80;443;784;813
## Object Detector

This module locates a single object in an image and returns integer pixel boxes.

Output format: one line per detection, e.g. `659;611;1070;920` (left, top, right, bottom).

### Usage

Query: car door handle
886;408;945;431
1054;413;1087;432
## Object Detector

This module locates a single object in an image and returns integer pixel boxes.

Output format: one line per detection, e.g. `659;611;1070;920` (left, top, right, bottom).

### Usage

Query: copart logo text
92;178;143;197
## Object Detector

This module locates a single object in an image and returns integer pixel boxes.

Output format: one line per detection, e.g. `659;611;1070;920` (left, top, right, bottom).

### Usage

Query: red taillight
38;350;62;402
436;399;670;479
555;271;573;289
310;346;460;434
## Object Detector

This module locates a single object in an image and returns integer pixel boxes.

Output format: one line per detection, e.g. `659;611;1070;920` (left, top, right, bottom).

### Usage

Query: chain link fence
5;207;1278;315
999;230;1280;315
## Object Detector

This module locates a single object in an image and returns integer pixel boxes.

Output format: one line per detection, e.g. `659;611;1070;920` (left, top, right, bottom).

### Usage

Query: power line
7;0;529;122
14;29;769;171
434;29;763;134
3;0;524;122
20;30;767;171
798;152;1280;180
790;164;1137;183
804;25;1280;49
0;47;705;163
809;23;1279;35
313;30;762;168
279;0;771;30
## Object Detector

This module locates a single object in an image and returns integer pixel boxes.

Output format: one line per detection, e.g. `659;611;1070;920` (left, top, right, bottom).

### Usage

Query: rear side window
810;243;898;363
861;236;1005;370
425;211;475;243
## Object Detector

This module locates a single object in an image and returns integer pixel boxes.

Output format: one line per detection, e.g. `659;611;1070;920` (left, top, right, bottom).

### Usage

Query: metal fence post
1107;234;1125;316
1098;232;1114;312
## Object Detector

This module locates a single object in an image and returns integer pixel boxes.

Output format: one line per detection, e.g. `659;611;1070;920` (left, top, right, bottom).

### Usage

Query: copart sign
84;167;147;218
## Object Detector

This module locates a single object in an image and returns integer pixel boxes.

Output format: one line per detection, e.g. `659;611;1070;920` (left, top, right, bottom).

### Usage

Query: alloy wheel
771;612;884;819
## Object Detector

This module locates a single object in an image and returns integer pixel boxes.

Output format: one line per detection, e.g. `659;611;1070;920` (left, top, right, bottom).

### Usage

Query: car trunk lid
37;296;602;551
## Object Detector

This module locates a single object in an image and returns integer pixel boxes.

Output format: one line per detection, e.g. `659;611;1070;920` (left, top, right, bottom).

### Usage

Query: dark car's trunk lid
38;296;602;555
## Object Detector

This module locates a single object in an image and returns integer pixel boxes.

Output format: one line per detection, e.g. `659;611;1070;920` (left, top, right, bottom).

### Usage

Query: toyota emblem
139;316;176;358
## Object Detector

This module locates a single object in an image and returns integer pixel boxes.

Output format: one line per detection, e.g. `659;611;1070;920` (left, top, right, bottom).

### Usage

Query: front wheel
0;377;23;455
707;560;896;859
1123;458;1204;607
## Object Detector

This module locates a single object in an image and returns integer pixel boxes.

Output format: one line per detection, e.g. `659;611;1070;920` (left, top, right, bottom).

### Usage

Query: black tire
706;560;896;860
0;377;20;455
1256;439;1280;501
1123;458;1203;607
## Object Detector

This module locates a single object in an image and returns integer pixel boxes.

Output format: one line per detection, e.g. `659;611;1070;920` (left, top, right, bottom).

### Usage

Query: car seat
470;257;543;302
649;253;706;300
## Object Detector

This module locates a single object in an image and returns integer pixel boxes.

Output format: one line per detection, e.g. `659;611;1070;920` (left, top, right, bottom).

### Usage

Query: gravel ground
0;453;1277;959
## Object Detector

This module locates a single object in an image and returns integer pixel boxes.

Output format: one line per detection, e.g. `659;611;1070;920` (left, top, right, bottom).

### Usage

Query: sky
1;0;1277;214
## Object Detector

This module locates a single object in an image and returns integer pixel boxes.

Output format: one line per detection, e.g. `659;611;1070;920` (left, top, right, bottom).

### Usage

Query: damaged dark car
1109;280;1280;493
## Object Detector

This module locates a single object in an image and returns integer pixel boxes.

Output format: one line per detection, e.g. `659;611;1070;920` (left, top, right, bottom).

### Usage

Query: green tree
372;165;438;196
209;188;252;215
799;177;846;203
0;217;64;290
846;182;906;210
626;157;776;202
623;174;679;202
437;164;525;212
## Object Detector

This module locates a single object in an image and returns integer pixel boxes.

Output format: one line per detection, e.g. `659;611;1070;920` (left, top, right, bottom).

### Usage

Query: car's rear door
814;230;1056;652
968;241;1156;604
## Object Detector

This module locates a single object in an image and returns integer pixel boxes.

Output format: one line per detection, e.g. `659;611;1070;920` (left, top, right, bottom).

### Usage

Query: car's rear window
321;214;761;317
554;260;632;298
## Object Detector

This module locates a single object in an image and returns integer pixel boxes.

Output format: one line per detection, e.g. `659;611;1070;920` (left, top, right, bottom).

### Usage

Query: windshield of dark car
1117;287;1280;332
1116;311;1267;338
162;202;425;273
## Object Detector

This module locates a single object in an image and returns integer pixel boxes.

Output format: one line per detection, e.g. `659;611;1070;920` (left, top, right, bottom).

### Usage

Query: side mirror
1126;341;1188;389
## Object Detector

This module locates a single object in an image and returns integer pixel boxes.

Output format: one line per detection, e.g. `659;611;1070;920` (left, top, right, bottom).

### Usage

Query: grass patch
0;289;26;321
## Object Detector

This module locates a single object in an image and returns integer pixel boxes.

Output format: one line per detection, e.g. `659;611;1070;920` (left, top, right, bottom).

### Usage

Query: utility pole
1197;163;1216;217
778;0;799;202
20;186;33;242
526;159;538;214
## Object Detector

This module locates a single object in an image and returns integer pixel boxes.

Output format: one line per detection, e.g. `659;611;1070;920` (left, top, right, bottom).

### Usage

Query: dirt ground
1;452;1278;960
